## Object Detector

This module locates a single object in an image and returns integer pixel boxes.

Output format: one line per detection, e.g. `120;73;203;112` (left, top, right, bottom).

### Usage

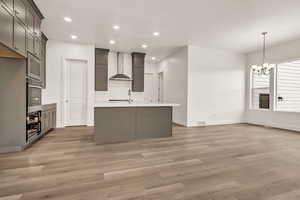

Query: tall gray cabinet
0;0;48;153
95;48;109;91
0;0;44;59
131;52;146;92
40;33;48;88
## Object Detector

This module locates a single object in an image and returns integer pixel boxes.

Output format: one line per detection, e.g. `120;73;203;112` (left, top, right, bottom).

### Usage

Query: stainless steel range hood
110;52;132;81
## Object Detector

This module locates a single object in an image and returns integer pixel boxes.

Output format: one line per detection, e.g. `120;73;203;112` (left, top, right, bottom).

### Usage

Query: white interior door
65;59;87;126
144;73;155;103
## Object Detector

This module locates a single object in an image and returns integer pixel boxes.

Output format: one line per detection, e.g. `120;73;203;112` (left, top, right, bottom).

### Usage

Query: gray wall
0;58;26;152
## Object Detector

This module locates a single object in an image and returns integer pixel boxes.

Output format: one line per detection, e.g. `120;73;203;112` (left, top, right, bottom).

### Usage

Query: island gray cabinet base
94;107;172;144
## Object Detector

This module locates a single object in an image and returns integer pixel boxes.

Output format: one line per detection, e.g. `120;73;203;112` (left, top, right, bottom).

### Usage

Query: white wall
43;40;95;128
158;47;189;126
187;46;246;126
246;38;300;132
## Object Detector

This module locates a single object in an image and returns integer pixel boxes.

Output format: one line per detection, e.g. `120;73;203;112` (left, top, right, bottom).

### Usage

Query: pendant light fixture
251;32;275;75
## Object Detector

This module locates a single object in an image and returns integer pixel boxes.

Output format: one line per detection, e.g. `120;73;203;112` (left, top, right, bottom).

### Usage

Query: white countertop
94;101;180;108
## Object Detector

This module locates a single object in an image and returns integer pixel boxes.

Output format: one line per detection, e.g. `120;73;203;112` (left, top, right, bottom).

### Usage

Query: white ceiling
35;0;300;62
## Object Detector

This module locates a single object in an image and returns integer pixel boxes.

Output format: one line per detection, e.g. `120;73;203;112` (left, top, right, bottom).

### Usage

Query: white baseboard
187;120;245;127
173;120;188;127
247;121;300;133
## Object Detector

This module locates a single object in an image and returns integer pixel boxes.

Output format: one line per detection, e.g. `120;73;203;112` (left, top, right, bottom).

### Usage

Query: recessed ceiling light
113;25;120;30
151;57;156;60
153;32;160;36
110;40;116;44
142;44;148;48
71;35;78;39
64;17;72;22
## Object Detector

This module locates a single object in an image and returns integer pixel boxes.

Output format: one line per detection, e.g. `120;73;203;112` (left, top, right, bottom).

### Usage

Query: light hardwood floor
1;124;300;200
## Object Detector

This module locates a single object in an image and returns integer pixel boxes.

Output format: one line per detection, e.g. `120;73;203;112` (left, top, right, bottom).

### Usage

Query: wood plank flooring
1;124;300;199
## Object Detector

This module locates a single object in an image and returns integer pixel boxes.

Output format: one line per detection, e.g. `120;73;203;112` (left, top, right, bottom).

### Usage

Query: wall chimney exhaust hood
110;52;132;81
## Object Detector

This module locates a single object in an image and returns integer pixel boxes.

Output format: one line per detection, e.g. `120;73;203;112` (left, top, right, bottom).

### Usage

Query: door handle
65;100;69;103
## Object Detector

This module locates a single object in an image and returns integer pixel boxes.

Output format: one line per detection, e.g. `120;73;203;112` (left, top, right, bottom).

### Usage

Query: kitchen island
94;102;179;144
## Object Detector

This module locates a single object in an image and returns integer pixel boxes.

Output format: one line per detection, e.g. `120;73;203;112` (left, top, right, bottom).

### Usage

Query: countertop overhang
94;102;180;108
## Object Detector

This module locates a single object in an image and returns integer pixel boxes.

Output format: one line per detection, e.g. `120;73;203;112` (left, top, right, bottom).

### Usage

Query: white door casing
63;59;88;126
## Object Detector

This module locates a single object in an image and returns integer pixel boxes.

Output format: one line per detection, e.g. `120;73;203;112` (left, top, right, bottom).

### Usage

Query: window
251;72;270;109
276;60;300;112
250;59;300;113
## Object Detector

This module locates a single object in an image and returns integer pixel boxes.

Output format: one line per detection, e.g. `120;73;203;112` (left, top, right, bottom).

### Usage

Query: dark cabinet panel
95;64;108;91
51;110;56;129
132;67;144;92
27;32;34;53
26;6;34;34
34;36;40;58
14;0;26;25
135;107;172;139
0;3;13;48
95;107;173;144
1;0;13;14
42;104;56;134
41;111;47;134
95;48;109;91
34;13;41;37
40;33;47;88
132;54;145;67
95;48;109;64
14;18;26;56
95;107;136;144
131;52;145;92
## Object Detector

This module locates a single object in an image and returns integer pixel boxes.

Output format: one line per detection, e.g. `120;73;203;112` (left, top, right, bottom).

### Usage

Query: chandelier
251;32;275;75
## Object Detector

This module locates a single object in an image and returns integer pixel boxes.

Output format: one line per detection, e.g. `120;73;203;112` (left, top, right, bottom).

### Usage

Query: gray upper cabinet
14;0;26;25
14;18;26;56
132;67;144;92
1;0;14;14
95;48;109;91
0;0;44;59
40;33;47;88
33;36;40;57
132;52;146;92
0;3;14;48
27;31;34;53
26;2;42;58
132;54;145;67
26;5;34;34
95;48;109;64
33;12;41;37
